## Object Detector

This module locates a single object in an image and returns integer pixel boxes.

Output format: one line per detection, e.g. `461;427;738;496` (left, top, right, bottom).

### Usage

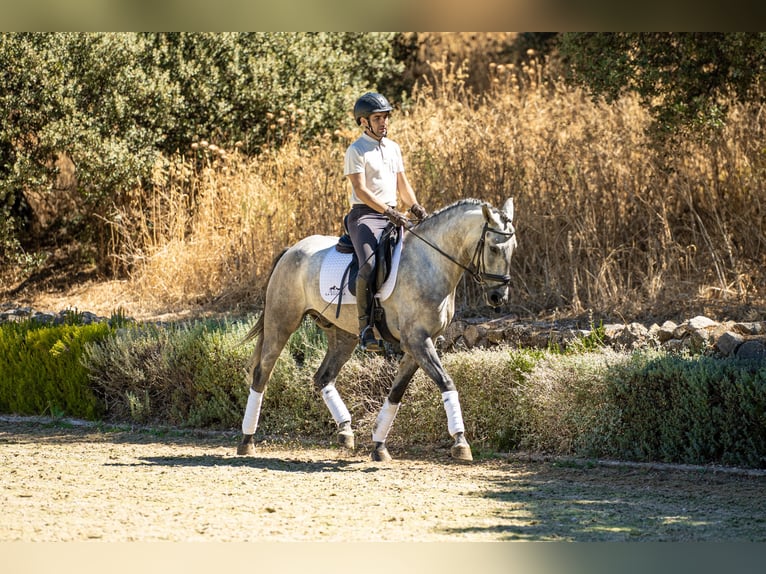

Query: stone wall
442;315;766;360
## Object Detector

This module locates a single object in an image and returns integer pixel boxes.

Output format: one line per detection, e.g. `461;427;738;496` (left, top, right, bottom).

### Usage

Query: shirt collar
362;132;386;146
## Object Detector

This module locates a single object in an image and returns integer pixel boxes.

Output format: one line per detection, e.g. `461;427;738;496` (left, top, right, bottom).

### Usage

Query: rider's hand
384;207;411;228
409;203;428;220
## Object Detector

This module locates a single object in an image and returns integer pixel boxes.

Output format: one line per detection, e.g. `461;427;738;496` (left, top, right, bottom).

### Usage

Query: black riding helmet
353;92;393;125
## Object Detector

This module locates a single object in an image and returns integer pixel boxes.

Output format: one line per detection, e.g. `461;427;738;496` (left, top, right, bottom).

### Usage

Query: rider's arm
396;171;418;210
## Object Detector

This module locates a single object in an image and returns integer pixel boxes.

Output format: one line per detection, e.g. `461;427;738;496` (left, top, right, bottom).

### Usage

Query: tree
559;33;766;136
0;32;402;276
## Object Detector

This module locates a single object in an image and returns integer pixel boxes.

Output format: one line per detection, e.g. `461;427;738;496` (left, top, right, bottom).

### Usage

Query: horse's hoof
451;434;473;462
371;445;392;462
337;421;355;449
236;435;256;456
450;443;473;461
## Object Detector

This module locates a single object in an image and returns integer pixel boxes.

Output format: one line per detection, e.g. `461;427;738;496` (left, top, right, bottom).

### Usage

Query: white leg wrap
242;389;264;435
442;390;465;436
372;398;400;443
321;385;351;425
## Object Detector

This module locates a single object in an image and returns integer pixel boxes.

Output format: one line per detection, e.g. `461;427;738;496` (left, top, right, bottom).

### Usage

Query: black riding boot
356;274;381;352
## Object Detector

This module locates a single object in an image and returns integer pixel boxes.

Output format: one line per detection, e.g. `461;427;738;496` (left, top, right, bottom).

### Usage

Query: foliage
4;310;766;467
83;316;334;433
559;33;766;137
82;318;255;427
389;347;545;452
513;347;766;468
605;352;766;467
0;317;113;419
0;32;401;273
6;34;766;320
142;32;401;155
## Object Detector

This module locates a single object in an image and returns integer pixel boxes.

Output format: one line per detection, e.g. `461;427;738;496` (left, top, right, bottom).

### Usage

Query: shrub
0;32;402;276
72;316;766;468
83;318;255;427
83;316;336;433
0;318;113;419
606;352;766;467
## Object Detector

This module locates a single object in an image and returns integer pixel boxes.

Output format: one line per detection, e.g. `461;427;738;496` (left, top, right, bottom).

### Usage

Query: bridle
406;220;515;287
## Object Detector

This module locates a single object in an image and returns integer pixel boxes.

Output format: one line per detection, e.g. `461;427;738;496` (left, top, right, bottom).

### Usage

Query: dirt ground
2;416;766;543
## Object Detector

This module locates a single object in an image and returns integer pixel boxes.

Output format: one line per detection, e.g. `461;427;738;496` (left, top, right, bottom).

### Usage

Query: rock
733;322;764;336
486;328;507;344
673;317;707;339
715;331;744;356
443;320;467;347
616;322;649;348
663;339;687;353
657;320;678;343
687;315;718;330
736;340;766;361
463;324;487;348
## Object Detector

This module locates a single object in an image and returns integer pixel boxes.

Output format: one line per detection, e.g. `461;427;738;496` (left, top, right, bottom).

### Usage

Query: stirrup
359;325;383;353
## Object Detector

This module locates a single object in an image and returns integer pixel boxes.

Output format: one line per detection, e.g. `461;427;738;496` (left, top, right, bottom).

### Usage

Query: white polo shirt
344;133;404;207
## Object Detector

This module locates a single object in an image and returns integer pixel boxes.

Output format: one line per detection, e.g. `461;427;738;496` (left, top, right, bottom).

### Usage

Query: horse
236;197;517;462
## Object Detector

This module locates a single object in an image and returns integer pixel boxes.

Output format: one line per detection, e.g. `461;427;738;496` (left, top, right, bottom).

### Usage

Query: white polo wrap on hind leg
372;398;400;443
442;390;465;436
321;385;351;425
242;389;264;435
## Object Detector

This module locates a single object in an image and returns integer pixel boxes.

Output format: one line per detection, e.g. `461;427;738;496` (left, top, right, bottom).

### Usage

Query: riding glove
409;203;428;220
384;207;411;228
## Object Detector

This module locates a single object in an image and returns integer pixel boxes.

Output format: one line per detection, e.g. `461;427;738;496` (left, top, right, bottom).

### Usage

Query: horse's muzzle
486;286;509;308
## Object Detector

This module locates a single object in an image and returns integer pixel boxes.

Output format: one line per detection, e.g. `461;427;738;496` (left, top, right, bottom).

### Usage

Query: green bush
83;319;254;428
0;318;113;419
605;352;766;467
83;316;334;433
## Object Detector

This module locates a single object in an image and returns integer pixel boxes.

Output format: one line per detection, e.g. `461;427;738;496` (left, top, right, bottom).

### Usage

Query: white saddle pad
319;236;403;304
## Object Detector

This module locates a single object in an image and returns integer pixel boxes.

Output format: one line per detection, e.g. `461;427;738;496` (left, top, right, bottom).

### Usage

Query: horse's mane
420;198;511;229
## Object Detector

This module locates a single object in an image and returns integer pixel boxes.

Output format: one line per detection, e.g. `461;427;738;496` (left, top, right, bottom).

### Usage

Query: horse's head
478;198;517;307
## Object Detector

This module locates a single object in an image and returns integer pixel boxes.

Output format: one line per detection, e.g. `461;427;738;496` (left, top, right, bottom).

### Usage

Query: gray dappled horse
237;197;517;462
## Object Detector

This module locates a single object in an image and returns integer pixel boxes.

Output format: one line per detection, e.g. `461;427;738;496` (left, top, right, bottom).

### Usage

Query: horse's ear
482;203;502;227
503;197;514;221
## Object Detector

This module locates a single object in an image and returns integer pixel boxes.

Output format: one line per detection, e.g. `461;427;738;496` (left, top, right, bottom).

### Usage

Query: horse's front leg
404;333;473;462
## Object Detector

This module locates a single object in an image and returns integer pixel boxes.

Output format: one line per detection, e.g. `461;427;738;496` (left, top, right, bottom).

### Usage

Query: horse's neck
434;207;484;254
413;206;485;281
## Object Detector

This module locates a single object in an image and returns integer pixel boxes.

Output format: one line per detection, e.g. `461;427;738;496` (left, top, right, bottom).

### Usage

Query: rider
344;92;428;351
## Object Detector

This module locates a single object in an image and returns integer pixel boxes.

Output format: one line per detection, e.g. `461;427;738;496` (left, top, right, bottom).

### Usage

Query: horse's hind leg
314;326;358;449
371;353;420;462
237;316;301;456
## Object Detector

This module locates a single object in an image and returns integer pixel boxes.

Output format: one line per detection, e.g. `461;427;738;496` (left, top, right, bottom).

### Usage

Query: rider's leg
356;265;379;351
346;205;386;352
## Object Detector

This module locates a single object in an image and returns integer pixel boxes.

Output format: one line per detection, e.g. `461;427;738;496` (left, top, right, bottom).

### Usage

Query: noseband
469;223;515;286
407;221;515;287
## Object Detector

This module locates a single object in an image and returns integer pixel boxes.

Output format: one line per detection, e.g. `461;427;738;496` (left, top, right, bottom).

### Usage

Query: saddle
335;221;401;345
335;224;400;296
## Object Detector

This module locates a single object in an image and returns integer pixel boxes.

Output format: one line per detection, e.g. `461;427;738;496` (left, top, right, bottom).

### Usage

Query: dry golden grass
109;55;766;321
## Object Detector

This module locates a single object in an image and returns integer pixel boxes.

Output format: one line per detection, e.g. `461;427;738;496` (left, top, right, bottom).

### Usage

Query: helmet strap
363;118;383;141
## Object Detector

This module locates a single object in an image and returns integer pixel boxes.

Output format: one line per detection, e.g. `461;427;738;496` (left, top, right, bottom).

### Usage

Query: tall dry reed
110;55;766;320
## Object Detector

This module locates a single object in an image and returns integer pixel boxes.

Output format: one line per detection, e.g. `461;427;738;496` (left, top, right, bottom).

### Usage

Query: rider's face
364;112;389;138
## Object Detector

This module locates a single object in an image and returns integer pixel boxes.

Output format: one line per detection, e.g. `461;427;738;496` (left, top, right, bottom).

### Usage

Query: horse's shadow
107;453;377;474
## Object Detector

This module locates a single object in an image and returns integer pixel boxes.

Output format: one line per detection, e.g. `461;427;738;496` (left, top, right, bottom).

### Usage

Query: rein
406;220;515;286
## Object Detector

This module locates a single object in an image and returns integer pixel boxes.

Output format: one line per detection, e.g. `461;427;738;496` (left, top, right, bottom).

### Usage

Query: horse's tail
242;313;265;345
241;247;289;345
